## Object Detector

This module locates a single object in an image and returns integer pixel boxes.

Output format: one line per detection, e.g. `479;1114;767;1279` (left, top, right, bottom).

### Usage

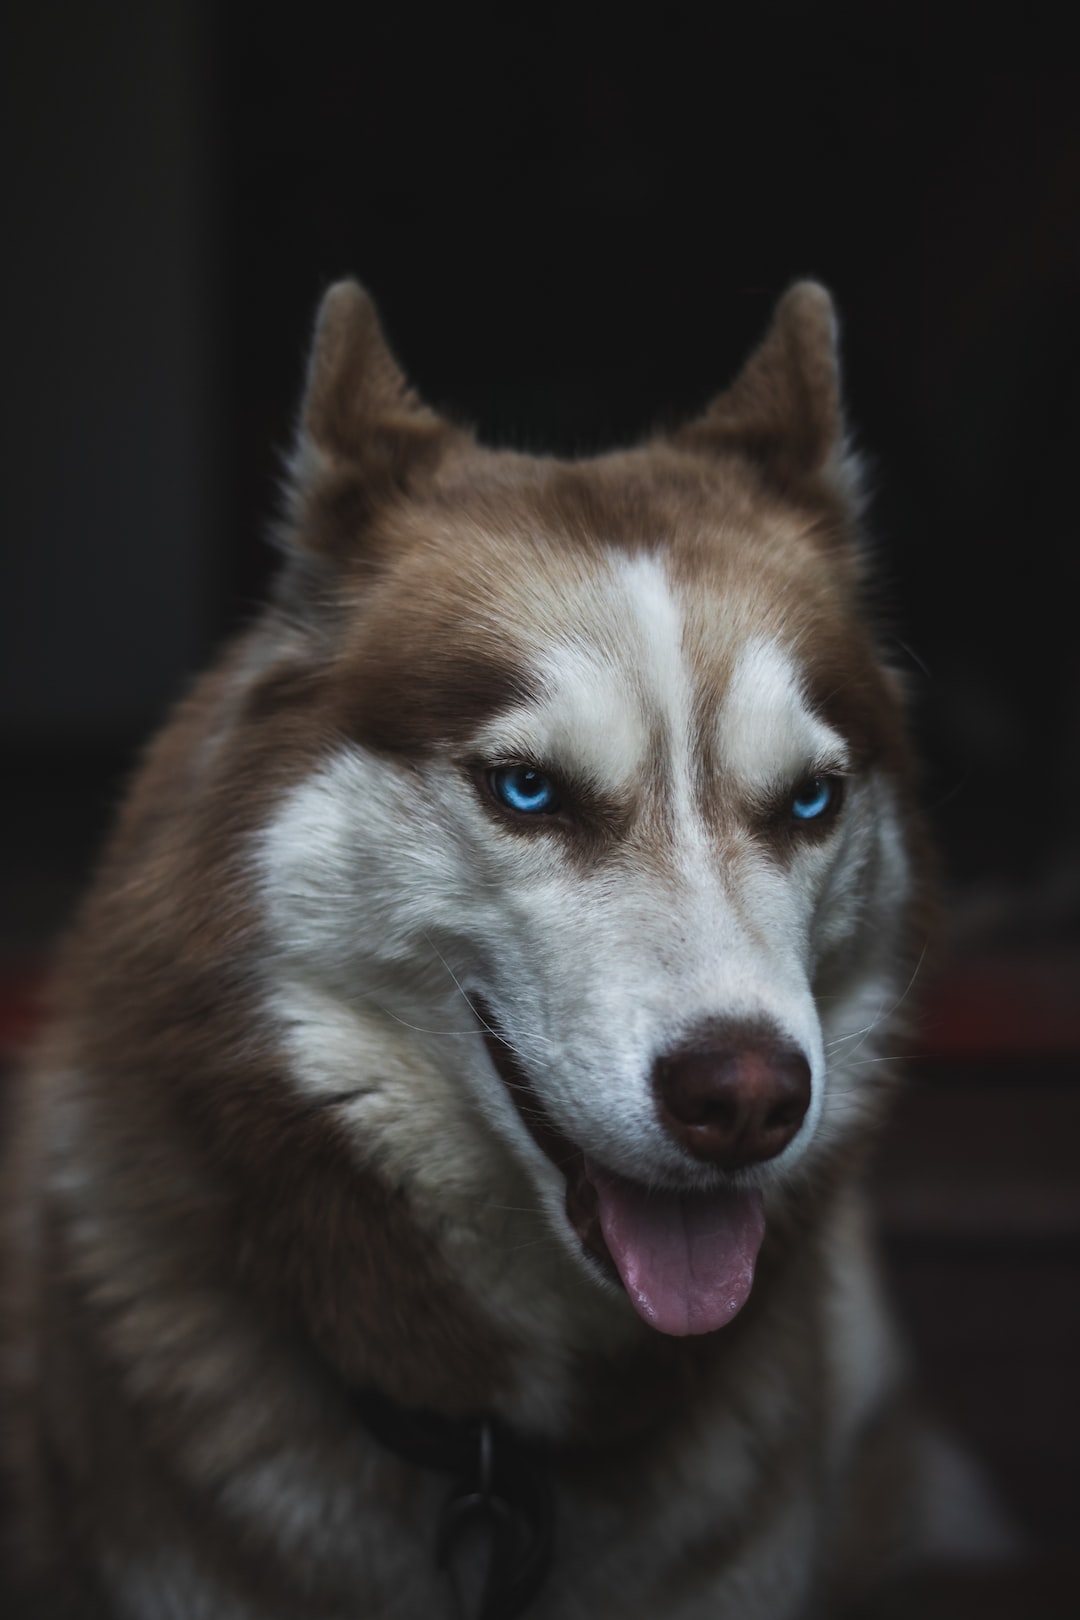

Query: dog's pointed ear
676;282;859;500
283;280;460;557
300;280;435;461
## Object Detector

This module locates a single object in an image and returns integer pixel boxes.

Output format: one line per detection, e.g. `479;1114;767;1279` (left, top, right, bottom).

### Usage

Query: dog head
259;283;921;1338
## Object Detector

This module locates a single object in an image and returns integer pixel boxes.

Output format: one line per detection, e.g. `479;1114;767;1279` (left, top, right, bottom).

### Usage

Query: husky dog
2;282;976;1617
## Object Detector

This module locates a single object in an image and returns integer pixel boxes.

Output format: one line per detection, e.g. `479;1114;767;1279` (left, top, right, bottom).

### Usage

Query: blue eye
490;765;560;815
791;776;835;821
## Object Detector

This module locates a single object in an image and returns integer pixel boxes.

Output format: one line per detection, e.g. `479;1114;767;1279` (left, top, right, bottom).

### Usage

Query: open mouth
473;999;765;1338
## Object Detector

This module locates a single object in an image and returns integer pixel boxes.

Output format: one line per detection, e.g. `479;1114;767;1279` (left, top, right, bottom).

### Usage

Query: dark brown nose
654;1025;811;1170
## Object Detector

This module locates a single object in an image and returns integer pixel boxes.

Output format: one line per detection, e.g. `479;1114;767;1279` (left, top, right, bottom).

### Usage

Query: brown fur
2;282;941;1617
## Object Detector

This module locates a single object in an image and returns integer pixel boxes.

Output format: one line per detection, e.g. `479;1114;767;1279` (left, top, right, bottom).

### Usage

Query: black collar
352;1389;554;1620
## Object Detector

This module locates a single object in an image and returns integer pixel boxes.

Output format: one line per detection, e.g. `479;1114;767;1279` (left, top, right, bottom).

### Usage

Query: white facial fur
258;547;911;1284
719;635;851;796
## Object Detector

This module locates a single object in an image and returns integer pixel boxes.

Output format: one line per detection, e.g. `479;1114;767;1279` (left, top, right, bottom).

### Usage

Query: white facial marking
613;551;695;754
476;634;649;796
719;636;849;798
476;552;694;806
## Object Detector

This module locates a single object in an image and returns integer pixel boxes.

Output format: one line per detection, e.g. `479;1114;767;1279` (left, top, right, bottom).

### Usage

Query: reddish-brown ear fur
301;281;430;459
676;282;853;495
285;280;462;558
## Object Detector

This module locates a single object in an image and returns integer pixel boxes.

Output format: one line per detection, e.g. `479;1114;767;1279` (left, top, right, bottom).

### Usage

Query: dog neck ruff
352;1389;554;1620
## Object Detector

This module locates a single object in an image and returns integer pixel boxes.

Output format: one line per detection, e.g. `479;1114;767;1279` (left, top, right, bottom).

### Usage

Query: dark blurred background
2;2;1078;1607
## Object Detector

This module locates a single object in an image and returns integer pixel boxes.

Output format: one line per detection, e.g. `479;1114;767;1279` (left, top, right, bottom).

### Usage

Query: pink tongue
587;1162;765;1337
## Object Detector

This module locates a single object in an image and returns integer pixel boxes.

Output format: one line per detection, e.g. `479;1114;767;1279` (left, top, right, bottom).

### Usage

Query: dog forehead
470;547;845;804
339;458;863;771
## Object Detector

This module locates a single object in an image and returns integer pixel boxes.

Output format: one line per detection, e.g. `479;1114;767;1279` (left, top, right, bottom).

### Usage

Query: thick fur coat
2;283;970;1617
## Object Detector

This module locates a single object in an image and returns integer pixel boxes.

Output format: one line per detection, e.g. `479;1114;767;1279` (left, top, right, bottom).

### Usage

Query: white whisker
824;943;929;1061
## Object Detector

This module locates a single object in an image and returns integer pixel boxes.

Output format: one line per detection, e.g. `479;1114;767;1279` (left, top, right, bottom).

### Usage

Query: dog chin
474;999;768;1338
